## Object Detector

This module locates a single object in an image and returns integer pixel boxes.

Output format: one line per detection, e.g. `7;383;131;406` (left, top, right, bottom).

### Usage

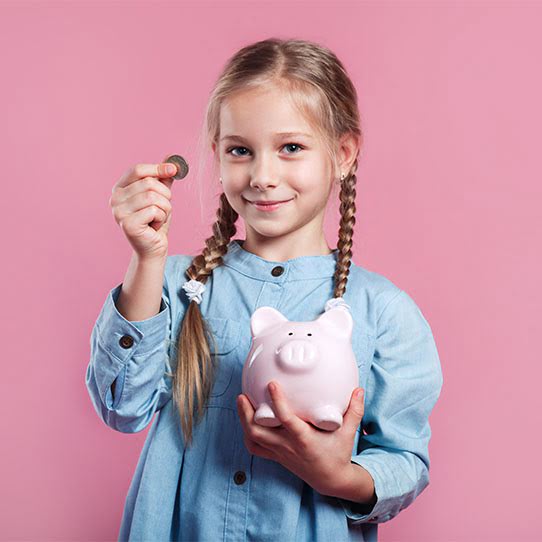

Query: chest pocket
205;317;243;397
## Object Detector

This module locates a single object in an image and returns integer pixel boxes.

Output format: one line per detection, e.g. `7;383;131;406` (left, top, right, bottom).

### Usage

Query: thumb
342;388;365;435
160;156;178;190
158;161;177;178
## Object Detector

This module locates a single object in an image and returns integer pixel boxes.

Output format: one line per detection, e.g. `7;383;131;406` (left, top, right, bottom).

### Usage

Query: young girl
86;38;443;542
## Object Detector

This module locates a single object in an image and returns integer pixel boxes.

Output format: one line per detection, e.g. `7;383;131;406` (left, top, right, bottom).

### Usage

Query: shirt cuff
95;283;170;365
338;455;391;524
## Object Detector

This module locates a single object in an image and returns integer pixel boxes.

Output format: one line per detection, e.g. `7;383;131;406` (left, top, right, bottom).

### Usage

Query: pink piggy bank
241;305;359;431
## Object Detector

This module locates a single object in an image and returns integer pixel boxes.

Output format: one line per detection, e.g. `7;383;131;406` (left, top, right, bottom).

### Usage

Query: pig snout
277;340;318;372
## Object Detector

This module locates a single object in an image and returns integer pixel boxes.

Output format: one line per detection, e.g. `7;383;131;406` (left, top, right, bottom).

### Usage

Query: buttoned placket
224;260;290;539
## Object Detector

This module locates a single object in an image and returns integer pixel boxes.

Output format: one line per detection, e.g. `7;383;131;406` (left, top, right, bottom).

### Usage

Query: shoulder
348;259;433;334
353;265;438;344
348;259;402;313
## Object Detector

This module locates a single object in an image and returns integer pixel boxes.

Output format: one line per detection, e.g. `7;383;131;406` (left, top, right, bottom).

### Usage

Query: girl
86;38;443;542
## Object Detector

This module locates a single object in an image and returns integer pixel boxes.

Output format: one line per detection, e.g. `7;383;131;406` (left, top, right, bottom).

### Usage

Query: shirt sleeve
339;289;444;524
85;256;181;433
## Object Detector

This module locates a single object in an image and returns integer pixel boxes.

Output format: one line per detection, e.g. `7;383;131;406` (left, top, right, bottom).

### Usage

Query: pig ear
317;307;353;339
251;307;289;338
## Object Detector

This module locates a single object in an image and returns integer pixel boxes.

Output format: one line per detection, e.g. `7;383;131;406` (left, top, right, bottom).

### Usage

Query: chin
249;221;300;238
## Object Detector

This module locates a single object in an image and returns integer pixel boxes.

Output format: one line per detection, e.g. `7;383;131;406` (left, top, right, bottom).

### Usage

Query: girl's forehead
221;87;313;128
217;87;331;150
219;112;320;147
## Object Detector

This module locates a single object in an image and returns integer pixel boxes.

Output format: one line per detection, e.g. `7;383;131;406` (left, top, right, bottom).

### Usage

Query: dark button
233;470;246;485
119;334;134;349
271;265;284;277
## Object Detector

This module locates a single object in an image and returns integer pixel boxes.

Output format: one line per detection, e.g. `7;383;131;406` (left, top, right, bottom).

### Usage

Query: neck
241;229;333;262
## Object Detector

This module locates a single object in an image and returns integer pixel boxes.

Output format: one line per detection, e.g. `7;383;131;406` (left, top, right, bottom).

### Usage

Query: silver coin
164;154;189;180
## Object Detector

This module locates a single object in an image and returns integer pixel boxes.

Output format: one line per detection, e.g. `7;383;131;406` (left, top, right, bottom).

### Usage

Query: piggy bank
241;304;359;431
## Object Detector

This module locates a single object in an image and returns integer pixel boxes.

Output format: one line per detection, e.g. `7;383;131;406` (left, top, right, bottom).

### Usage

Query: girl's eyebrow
220;132;313;142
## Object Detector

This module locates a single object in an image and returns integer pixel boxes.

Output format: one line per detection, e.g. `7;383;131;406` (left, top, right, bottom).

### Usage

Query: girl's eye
283;143;303;154
228;146;250;157
227;143;304;157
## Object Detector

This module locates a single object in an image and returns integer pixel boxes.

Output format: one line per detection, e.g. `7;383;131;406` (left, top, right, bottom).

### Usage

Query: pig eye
288;332;293;335
307;333;312;336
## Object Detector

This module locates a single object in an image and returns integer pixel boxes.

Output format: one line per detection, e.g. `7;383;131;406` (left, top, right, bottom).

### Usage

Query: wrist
326;462;376;505
134;251;168;267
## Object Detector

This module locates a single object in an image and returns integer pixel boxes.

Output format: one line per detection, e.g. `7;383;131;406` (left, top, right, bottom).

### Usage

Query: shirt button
119;334;134;349
233;470;246;485
271;265;284;277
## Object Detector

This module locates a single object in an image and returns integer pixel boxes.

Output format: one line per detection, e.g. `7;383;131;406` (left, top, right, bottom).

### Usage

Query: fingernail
357;389;364;399
166;164;176;175
268;382;276;393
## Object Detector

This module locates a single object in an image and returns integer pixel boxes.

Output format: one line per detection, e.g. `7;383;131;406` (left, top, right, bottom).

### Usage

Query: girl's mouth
245;197;294;212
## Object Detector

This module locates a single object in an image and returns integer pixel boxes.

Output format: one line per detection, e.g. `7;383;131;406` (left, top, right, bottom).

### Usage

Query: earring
340;172;345;180
219;177;223;183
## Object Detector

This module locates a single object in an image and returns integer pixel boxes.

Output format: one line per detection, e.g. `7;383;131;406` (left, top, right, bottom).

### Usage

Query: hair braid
173;193;238;446
333;159;358;299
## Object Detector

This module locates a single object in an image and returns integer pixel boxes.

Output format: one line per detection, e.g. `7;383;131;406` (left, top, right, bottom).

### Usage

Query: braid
186;193;239;283
172;192;239;447
333;159;358;299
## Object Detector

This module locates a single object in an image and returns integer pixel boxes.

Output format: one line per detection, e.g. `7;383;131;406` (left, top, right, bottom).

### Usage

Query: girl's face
213;85;335;243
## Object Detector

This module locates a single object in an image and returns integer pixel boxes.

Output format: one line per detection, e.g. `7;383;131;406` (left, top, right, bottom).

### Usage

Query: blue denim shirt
85;239;443;542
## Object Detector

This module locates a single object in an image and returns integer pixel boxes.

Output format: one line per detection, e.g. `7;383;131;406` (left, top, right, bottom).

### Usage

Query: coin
164;154;189;180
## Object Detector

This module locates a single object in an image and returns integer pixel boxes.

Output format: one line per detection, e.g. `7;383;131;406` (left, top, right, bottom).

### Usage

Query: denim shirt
85;239;443;542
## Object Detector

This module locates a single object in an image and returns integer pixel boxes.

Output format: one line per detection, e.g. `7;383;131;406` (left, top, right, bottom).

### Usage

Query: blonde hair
171;37;362;446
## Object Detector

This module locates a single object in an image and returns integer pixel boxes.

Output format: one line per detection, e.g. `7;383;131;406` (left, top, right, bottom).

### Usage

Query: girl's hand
236;382;365;497
109;160;177;261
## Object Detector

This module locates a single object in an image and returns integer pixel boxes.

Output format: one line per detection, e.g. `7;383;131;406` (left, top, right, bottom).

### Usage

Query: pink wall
1;2;540;540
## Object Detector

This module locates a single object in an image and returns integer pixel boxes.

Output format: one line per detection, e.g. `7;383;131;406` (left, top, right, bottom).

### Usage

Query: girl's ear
212;142;221;167
337;132;361;175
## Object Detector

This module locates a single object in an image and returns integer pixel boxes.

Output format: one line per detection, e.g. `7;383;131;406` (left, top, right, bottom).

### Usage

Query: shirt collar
222;238;339;282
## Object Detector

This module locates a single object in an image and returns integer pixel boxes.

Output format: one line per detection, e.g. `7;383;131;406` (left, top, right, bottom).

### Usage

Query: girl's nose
249;176;278;191
249;156;279;191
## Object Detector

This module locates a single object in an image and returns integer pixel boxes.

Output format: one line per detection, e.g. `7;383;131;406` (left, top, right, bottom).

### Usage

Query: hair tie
324;297;351;313
182;279;206;305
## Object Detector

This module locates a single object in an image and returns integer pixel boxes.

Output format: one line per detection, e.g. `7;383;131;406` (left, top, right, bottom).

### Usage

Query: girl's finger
116;162;177;190
267;382;308;439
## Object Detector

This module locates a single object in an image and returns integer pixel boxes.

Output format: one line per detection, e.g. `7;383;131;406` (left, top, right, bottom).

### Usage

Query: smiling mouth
244;197;294;212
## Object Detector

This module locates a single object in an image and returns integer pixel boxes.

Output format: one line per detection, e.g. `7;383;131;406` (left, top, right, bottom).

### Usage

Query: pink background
1;1;540;540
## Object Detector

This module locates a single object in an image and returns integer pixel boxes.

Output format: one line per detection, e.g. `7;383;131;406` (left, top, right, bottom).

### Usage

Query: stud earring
340;172;345;180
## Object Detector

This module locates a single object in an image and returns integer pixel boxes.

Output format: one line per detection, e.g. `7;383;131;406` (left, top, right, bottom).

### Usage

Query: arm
111;253;166;399
338;290;444;524
115;251;167;321
330;462;377;510
85;254;186;433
